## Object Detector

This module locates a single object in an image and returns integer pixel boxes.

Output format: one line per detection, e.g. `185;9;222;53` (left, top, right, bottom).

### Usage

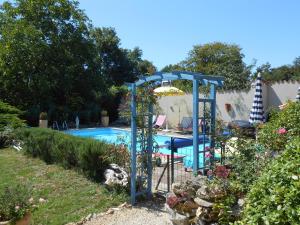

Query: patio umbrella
296;87;300;102
249;73;265;124
153;86;184;96
153;85;185;131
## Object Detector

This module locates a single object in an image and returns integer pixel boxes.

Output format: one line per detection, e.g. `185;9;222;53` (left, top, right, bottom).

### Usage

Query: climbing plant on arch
127;71;224;204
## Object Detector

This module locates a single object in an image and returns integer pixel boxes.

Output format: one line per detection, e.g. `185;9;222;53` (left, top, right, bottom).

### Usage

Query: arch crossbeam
129;71;224;87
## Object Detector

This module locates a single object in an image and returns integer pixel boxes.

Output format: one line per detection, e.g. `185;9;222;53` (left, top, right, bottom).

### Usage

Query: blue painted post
147;103;153;198
210;84;216;162
203;102;206;173
130;83;137;205
192;80;199;174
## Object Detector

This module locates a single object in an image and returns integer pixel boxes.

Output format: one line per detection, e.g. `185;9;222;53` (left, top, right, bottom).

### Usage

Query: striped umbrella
296;87;300;102
249;73;264;124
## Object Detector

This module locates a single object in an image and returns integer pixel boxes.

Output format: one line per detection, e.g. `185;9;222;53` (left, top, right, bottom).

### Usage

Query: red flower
215;166;230;179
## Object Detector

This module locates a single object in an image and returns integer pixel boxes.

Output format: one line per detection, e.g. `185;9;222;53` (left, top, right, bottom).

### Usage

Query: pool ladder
52;121;59;130
62;121;68;130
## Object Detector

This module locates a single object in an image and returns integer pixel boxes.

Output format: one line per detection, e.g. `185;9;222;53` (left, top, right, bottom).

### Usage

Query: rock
111;207;120;211
29;197;34;203
104;164;128;187
85;214;92;221
195;219;207;225
165;204;189;225
238;198;245;207
194;198;213;208
191;175;208;189
105;208;114;215
39;198;46;203
196;207;203;218
172;181;197;199
196;186;209;200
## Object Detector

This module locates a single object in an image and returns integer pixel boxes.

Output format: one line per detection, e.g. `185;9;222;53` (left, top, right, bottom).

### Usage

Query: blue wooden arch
127;71;224;204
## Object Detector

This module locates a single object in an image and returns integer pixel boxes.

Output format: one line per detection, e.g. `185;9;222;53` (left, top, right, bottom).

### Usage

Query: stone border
65;202;131;225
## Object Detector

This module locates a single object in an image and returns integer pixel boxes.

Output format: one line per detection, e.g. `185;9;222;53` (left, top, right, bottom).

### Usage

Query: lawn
0;148;128;225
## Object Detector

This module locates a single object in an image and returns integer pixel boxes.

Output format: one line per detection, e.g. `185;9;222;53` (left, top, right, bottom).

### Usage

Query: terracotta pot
39;119;48;128
16;212;31;225
101;116;109;127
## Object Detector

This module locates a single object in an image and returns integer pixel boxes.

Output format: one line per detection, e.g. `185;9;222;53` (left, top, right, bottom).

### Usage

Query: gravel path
85;197;172;225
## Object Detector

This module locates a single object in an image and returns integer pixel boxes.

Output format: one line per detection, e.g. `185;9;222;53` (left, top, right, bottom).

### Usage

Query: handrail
52;121;59;130
62;121;68;130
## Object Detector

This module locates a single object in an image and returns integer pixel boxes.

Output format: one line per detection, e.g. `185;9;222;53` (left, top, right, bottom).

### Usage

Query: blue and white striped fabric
296;87;300;102
249;73;264;124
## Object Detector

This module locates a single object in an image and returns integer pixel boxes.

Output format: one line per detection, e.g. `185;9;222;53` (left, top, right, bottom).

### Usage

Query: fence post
193;80;199;174
171;137;175;184
167;155;170;192
130;83;137;205
147;103;153;198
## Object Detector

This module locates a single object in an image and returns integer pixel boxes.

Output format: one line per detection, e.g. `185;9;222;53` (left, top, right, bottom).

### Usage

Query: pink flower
205;152;212;158
277;128;287;135
207;169;213;176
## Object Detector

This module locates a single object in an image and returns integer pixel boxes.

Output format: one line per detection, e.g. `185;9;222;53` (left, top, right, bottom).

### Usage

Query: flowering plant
277;127;287;135
0;184;32;222
215;165;230;179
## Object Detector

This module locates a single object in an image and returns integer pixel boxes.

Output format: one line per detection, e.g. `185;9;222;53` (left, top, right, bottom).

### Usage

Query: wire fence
152;147;194;193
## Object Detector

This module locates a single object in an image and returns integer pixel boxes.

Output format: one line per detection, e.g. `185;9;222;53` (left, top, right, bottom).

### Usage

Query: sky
1;0;299;70
77;0;300;70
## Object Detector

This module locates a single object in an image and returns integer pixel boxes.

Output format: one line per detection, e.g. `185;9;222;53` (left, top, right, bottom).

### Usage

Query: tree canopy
0;0;155;125
255;57;300;82
162;42;253;91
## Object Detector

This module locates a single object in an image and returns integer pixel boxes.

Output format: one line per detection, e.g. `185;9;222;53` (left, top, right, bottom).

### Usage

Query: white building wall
156;81;300;128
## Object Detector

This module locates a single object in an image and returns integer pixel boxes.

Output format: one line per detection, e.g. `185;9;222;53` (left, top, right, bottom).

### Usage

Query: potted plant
39;112;48;128
101;110;109;127
0;185;32;225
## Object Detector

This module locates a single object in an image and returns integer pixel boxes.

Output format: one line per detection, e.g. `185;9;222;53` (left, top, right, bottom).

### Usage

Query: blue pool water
65;128;207;168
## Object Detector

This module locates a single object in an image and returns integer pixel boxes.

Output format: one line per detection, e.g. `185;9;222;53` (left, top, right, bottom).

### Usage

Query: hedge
238;137;300;224
17;128;130;182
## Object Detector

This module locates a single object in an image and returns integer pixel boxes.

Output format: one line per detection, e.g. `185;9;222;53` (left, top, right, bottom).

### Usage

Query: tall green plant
258;101;300;151
237;137;300;224
0;101;25;148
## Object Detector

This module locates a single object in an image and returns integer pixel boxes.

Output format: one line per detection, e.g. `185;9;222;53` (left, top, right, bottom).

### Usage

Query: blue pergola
127;71;224;204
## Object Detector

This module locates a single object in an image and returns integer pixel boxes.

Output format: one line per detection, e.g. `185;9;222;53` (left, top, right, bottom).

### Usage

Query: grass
0;148;128;225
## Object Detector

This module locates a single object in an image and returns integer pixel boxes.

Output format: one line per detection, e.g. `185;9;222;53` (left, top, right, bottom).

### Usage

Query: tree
0;0;103;123
255;57;300;82
184;42;252;90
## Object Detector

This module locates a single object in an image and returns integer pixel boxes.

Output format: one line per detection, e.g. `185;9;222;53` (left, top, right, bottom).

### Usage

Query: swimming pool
65;128;207;168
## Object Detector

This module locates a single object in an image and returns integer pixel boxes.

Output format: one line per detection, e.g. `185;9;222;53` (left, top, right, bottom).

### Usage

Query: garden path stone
84;198;172;225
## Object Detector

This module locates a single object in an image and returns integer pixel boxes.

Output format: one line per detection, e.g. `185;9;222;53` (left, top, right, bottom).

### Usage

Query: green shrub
17;128;130;182
0;184;32;222
228;138;271;193
258;101;300;151
238;137;300;224
0;101;25;148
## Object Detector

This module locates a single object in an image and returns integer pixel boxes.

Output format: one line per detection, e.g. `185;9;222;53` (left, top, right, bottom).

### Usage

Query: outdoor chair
153;115;166;129
177;117;193;132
